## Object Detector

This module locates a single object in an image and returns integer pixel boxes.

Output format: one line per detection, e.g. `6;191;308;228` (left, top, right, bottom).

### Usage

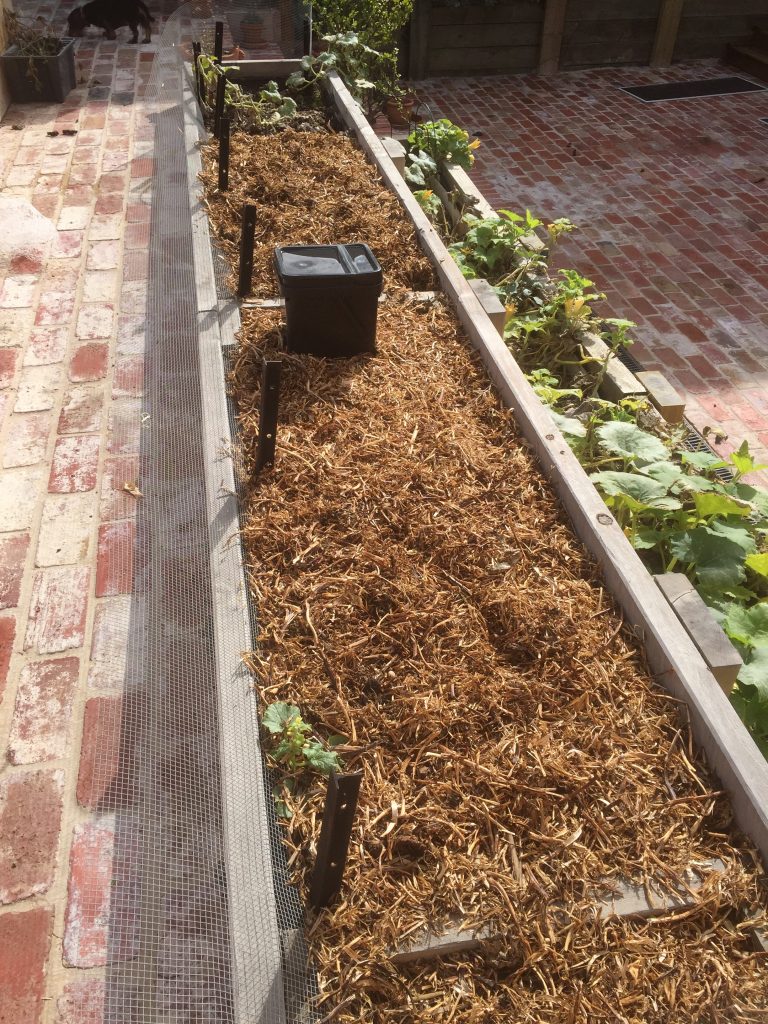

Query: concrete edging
324;70;768;863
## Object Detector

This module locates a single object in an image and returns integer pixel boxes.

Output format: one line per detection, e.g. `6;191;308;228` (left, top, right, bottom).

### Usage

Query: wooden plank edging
324;69;768;864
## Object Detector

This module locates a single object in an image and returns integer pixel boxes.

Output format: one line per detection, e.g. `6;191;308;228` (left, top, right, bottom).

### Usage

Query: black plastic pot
274;244;383;357
0;38;76;103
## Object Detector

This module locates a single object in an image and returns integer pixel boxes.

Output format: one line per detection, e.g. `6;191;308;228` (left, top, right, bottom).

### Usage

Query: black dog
67;0;154;43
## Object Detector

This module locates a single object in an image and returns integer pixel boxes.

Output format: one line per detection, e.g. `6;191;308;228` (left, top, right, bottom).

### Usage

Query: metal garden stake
192;41;202;104
309;772;362;910
255;360;282;473
237;204;257;298
214;71;227;140
218;115;230;192
214;20;224;62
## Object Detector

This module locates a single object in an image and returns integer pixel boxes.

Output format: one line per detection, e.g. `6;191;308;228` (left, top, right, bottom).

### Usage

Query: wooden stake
192;41;202;105
310;772;361;910
214;20;224;62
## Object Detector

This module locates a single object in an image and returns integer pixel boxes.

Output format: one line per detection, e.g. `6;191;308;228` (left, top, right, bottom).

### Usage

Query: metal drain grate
623;76;766;102
680;429;734;483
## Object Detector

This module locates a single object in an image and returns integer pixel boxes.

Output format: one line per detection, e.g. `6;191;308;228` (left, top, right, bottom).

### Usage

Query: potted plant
0;12;76;104
385;83;419;127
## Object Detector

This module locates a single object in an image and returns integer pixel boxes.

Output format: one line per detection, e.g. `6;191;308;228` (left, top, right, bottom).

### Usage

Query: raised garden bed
196;74;768;1023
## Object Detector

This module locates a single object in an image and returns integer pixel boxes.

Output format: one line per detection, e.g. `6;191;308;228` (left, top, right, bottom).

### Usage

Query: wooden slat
431;45;539;74
539;0;569;75
432;21;543;49
561;22;658;67
565;0;661;22
432;0;544;27
651;0;685;66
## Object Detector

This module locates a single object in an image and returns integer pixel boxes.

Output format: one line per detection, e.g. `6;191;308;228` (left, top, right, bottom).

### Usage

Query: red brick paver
0;9;154;1014
417;59;768;476
0;907;53;1024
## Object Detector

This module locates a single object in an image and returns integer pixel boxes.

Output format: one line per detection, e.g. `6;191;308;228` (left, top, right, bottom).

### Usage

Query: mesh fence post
255;360;282;473
214;71;227;139
310;772;362;910
218;114;230;192
214;19;223;61
237;204;257;298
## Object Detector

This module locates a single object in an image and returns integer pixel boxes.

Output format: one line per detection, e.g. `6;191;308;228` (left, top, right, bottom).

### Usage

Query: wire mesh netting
76;4;312;1021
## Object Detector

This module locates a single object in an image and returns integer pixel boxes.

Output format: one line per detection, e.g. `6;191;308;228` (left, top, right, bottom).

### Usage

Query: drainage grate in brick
623;77;765;102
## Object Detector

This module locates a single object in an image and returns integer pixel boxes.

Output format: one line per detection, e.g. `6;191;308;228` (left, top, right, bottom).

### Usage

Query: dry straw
202;130;768;1023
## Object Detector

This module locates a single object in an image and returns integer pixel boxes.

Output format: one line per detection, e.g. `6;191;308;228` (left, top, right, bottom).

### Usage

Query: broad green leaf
708;519;757;553
597;422;668;465
728;483;768;520
729;440;768;479
643;461;682;489
725;603;768;648
682;528;747;591
262;702;303;735
551;410;586;437
303;743;342;776
632;527;663;550
693;491;751;520
678;450;728;473
674;473;720;494
746;552;768;580
593;468;671;505
736;647;768;698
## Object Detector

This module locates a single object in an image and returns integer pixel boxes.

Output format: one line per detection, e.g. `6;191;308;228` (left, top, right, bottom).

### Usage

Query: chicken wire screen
75;4;313;1022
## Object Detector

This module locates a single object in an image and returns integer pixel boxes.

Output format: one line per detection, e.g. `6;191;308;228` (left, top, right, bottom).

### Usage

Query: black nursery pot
0;38;77;103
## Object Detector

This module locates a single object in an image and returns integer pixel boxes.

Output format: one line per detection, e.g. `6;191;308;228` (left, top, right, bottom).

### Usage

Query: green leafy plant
406;118;480;172
262;701;344;777
286;32;399;118
196;55;297;129
311;0;413;52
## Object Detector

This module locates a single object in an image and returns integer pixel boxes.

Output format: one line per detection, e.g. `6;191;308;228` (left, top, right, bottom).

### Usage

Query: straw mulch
202;131;768;1023
202;128;436;295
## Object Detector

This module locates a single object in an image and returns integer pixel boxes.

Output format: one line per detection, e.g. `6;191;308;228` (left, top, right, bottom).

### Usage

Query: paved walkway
0;18;156;1023
417;60;768;479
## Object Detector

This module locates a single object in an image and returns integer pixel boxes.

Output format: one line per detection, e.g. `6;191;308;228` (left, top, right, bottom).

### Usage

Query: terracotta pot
385;95;415;127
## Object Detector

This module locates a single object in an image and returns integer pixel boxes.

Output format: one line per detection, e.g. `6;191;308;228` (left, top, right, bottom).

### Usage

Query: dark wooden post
408;0;431;80
214;20;224;61
255;360;282;473
539;0;568;76
237;204;257;298
651;0;685;67
310;772;362;910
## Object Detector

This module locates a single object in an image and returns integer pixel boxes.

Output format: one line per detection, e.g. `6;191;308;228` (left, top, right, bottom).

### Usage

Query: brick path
0;16;154;1022
416;61;768;480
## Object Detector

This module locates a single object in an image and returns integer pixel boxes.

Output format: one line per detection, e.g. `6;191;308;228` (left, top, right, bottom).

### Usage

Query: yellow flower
469;138;481;150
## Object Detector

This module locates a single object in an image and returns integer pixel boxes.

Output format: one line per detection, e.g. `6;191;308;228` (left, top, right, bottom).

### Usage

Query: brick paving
0;5;154;1017
416;61;768;481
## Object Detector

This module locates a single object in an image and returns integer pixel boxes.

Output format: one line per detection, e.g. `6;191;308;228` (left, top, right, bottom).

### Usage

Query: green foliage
407;119;479;172
412;188;443;223
285;32;399;117
4;11;61;56
264;700;344;819
311;0;413;52
196;56;297;129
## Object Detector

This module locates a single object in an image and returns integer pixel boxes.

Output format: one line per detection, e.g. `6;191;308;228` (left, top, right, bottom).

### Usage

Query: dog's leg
141;16;151;43
105;25;117;40
129;21;139;43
